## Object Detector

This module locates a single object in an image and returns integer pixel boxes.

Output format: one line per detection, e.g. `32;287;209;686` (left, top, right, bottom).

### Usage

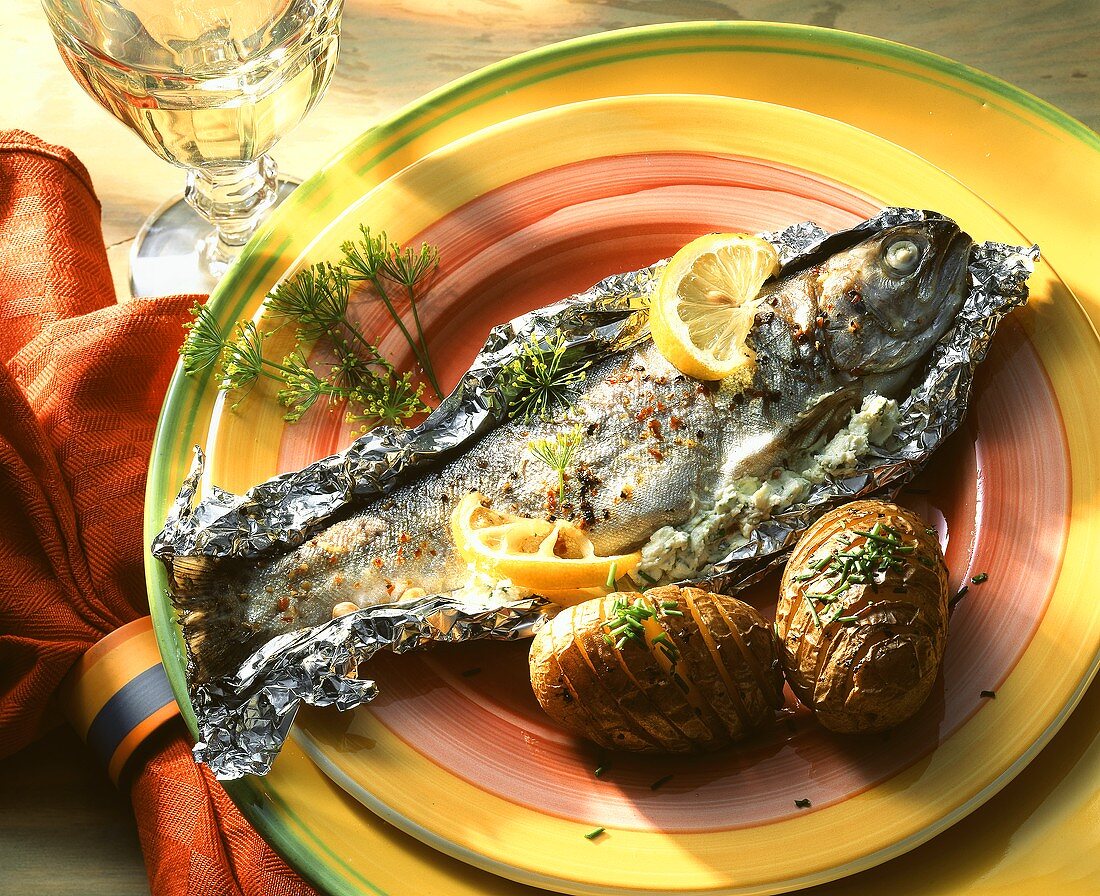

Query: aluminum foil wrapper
154;208;1038;779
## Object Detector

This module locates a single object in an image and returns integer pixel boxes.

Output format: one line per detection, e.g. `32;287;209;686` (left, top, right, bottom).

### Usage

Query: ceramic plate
145;23;1100;896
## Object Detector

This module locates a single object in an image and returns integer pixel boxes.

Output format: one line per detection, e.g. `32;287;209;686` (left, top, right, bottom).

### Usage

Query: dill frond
528;425;583;504
267;264;350;340
180;222;443;432
180;302;229;375
340;225;391;281
500;334;592;422
341;227;443;400
381;243;439;289
277;349;342;423
220;320;268;393
347;371;427;428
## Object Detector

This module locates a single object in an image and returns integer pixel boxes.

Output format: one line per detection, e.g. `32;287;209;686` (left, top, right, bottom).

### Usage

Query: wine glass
40;0;344;296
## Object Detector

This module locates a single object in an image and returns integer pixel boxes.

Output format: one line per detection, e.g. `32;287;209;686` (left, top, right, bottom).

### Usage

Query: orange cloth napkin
0;130;317;896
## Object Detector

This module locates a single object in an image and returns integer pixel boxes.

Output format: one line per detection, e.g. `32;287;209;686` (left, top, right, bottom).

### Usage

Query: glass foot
129;178;299;298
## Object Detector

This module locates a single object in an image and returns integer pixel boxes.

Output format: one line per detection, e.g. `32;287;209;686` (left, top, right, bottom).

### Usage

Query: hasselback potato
529;585;783;752
776;499;949;733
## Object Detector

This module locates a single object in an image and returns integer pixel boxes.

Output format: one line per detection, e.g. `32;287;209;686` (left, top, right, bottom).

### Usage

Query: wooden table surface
1;1;1097;893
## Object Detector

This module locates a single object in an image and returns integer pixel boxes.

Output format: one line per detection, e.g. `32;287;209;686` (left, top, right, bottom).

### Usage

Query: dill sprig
347;371;426;428
528;425;582;504
181;301;229;375
798;521;918;628
277;349;342;423
341;226;442;400
181;305;301;409
267;263;349;340
500;334;592;422
180;228;438;428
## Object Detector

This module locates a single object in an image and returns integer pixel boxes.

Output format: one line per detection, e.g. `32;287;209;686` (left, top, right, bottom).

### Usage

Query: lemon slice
451;492;640;601
650;232;780;382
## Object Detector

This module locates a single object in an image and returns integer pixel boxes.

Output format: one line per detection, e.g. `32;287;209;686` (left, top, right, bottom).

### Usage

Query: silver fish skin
180;219;970;683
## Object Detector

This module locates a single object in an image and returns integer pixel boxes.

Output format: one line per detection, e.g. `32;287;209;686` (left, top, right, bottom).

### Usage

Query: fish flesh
176;219;971;683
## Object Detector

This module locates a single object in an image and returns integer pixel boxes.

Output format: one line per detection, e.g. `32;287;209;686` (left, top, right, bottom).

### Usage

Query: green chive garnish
584;827;606;840
650;774;674;791
971;572;988;584
803;594;822;628
799;521;921;628
606;562;618;589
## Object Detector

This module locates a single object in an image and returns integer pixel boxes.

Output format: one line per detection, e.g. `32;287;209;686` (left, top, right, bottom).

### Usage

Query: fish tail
168;555;271;685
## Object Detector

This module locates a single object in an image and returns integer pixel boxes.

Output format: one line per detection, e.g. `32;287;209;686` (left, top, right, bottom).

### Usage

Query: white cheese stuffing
453;568;531;608
637;394;899;582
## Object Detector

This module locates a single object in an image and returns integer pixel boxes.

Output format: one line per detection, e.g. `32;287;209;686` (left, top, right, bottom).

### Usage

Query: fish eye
883;238;921;276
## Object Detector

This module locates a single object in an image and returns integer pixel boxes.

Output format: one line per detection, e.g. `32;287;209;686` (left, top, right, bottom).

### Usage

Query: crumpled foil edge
161;209;1038;779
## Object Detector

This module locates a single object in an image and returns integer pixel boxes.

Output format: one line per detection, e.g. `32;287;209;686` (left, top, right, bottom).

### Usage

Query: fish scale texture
0;130;315;895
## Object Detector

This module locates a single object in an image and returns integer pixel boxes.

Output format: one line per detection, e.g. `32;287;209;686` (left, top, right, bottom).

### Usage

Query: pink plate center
284;153;1068;832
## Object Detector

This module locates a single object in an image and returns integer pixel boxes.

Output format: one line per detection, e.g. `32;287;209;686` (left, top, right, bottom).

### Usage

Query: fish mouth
924;227;971;299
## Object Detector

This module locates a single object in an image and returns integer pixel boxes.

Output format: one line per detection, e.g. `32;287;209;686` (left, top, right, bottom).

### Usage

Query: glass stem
185;155;280;279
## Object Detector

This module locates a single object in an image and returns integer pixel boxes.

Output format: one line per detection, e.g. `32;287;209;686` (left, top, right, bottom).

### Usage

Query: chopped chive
603;633;614;646
834;615;859;625
652;632;670;644
615;637;629;650
661;608;684;617
980;689;997;699
793;571;815;581
594;764;608;778
803;594;822;628
794;798;812;809
606;562;618;589
950;585;969;609
584;827;606;840
636;569;658;585
650;774;674;791
971;572;989;584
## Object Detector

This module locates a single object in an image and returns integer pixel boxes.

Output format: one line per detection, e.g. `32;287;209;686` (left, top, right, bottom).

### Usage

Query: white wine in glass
41;0;344;295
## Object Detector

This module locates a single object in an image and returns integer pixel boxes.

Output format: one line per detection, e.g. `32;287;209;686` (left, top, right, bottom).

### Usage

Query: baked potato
776;499;949;734
529;585;784;752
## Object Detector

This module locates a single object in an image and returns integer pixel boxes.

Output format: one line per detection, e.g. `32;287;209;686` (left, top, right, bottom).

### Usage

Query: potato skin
776;500;949;733
528;586;783;752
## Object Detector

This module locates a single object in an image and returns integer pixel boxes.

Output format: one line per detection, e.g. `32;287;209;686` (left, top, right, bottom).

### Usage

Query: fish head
817;219;972;375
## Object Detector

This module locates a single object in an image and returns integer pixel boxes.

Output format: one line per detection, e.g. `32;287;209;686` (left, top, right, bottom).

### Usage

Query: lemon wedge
451;492;640;602
650;232;780;383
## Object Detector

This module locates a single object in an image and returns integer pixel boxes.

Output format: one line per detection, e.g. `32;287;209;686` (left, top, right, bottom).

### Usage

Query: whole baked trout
179;219;971;682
